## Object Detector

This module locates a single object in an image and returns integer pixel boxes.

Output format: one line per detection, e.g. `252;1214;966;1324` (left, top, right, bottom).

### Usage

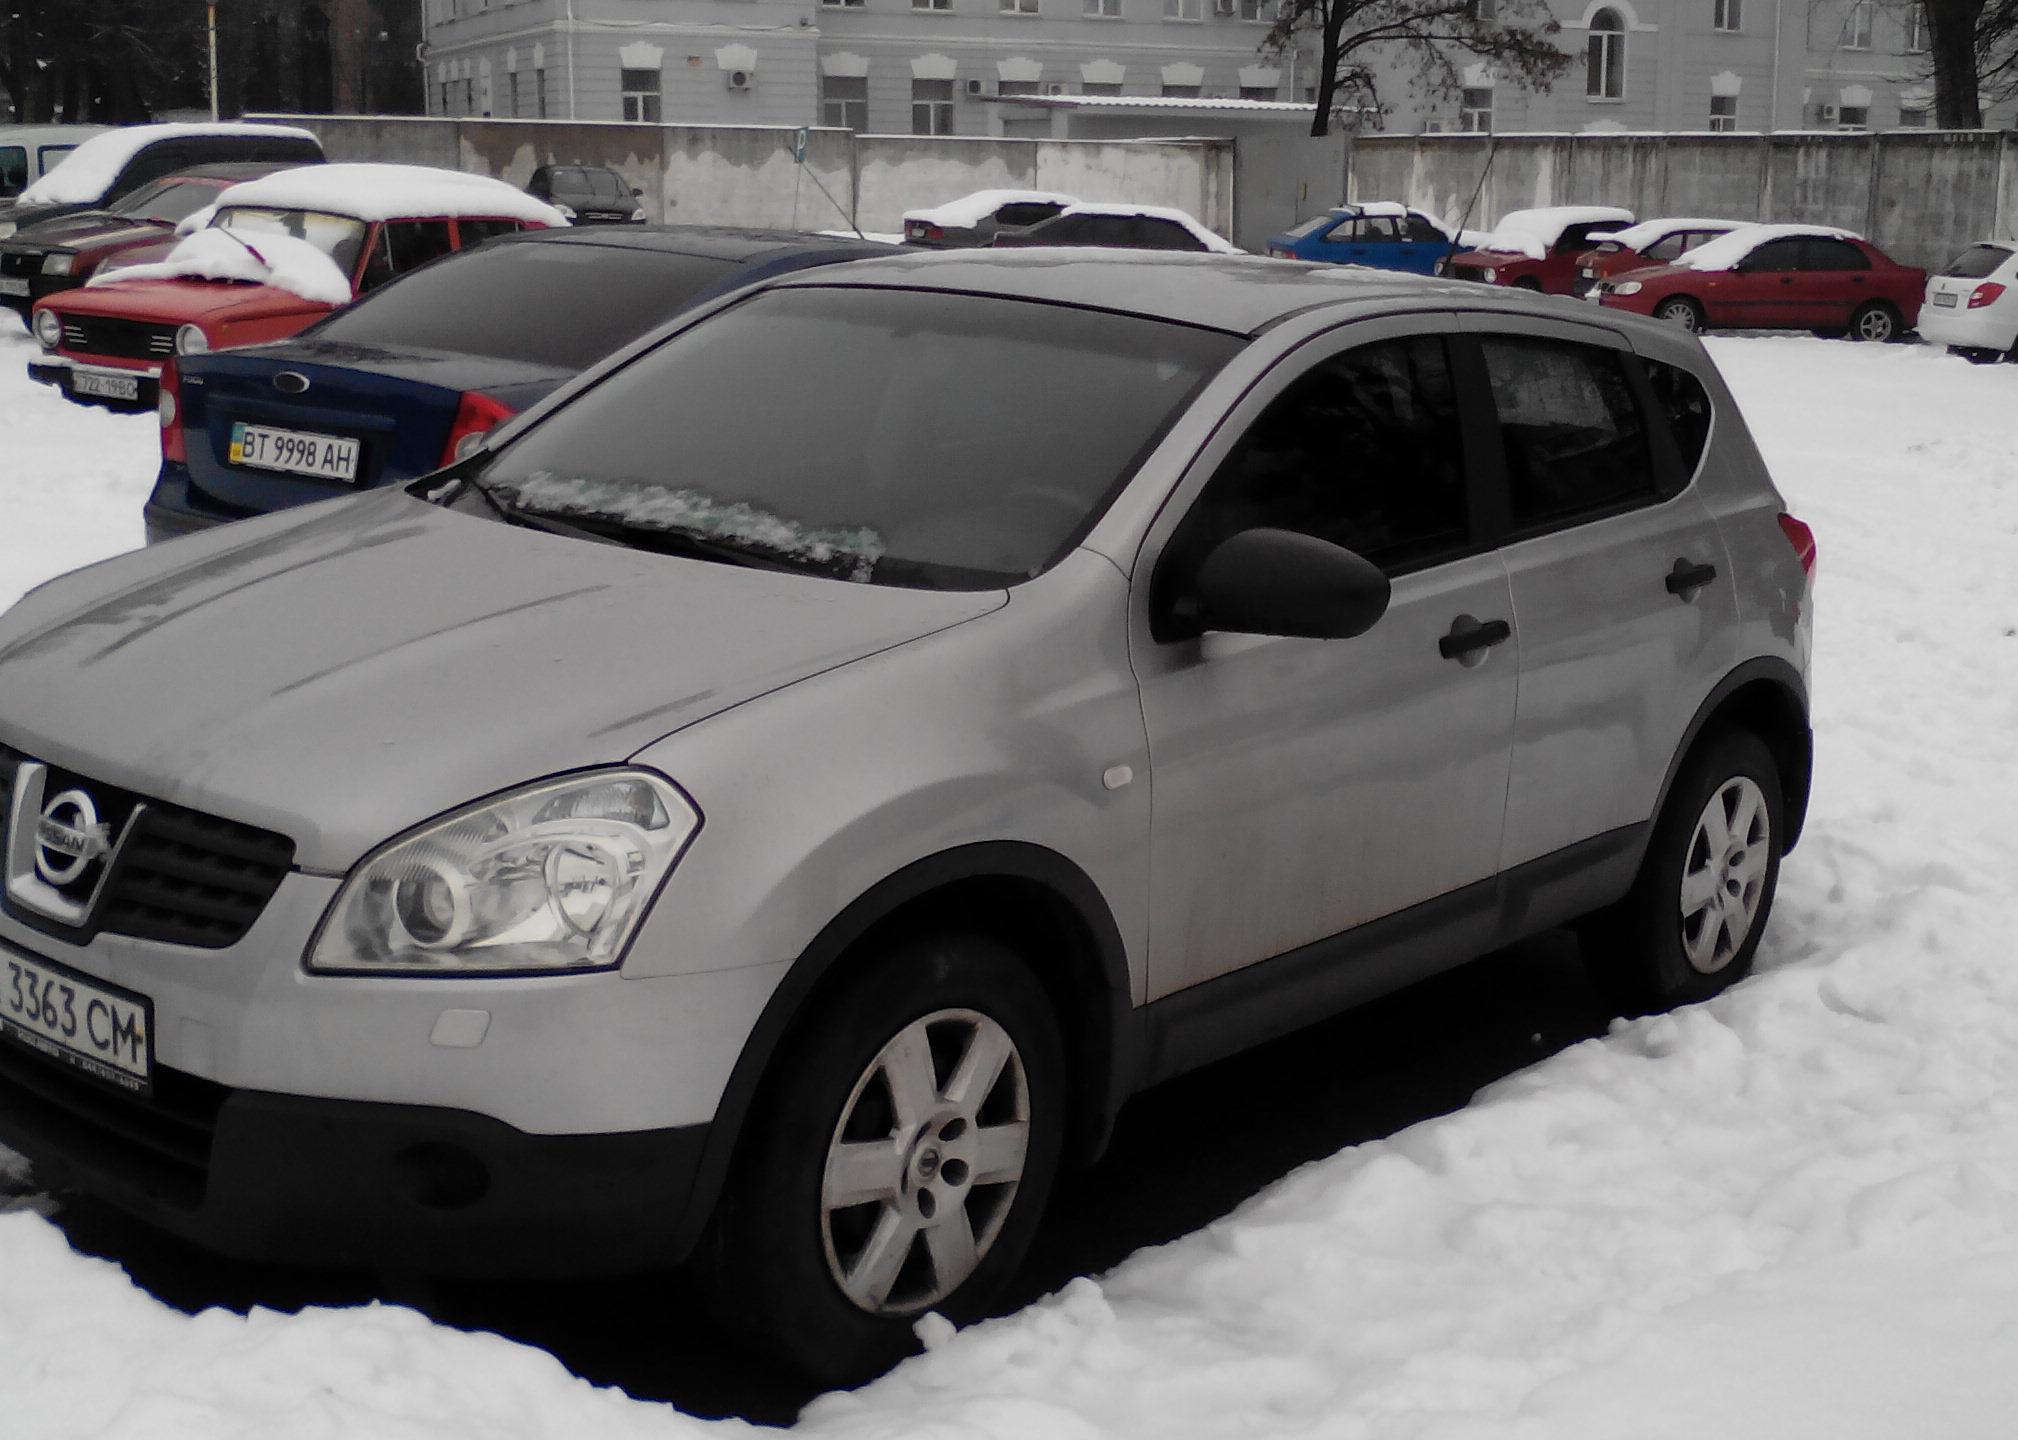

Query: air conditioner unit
966;78;992;97
726;68;753;90
1818;102;1839;122
1214;0;1238;13
1045;82;1067;95
1423;118;1447;133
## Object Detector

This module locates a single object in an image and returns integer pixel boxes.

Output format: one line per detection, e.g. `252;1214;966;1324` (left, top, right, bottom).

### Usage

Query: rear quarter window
1642;359;1713;482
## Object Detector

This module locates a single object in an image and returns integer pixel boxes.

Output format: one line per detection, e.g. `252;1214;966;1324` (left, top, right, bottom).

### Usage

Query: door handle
1665;558;1719;598
1439;614;1513;662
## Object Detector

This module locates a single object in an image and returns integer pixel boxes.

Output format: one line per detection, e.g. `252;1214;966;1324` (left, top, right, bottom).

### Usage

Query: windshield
474;286;1239;589
215;206;369;276
1282;214;1338;241
314;241;739;367
114;177;224;224
1943;243;2012;279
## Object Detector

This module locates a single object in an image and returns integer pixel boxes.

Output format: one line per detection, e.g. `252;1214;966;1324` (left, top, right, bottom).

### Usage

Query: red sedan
1594;225;1925;341
28;163;561;409
1567;217;1741;296
1442;206;1634;294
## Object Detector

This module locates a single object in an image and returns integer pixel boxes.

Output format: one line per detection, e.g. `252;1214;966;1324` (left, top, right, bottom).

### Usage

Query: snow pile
211;163;567;227
17;124;320;207
1053;202;1242;253
1681;223;1863;271
902;189;1077;229
1477;205;1636;258
1588;216;1745;250
87;226;353;305
2;338;2018;1437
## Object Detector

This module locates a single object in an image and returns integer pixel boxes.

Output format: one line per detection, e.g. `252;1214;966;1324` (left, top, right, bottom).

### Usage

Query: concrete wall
1349;130;2018;270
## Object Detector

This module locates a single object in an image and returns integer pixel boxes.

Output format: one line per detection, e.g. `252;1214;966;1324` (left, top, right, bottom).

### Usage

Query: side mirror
632;186;644;198
1173;528;1391;640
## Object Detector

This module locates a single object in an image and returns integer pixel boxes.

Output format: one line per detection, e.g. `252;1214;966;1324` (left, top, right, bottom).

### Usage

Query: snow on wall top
903;190;1079;229
17;123;321;207
1588;217;1746;251
89;227;354;306
1055;202;1242;254
1678;222;1864;271
1476;205;1637;259
211;163;568;227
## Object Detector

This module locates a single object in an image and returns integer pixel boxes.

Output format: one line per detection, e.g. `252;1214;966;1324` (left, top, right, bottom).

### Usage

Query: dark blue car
1265;204;1456;275
148;226;892;543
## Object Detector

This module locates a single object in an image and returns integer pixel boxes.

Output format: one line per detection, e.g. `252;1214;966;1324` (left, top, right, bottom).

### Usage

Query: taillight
1968;281;2006;309
438;391;517;468
1777;512;1816;578
158;357;186;464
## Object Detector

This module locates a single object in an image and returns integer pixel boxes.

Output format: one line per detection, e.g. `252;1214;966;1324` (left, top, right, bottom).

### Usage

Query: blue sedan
147;226;892;544
1265;204;1456;275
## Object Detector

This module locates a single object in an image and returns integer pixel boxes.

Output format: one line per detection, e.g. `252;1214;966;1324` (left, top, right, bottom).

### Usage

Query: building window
823;0;865;8
1469;0;1500;16
1586;9;1625;99
1085;0;1123;13
1898;102;1930;126
1239;82;1278;99
1164;0;1204;20
1460;86;1494;128
535;68;547;117
1239;0;1276;17
913;78;955;134
822;74;868;129
915;0;952;9
1161;81;1202;96
1709;93;1737;129
508;71;521;117
1714;0;1740;30
999;78;1041;95
1082;80;1122;94
1844;1;1873;47
620;69;661;122
1001;0;1041;12
1905;4;1929;50
439;81;453;114
1837;102;1869;127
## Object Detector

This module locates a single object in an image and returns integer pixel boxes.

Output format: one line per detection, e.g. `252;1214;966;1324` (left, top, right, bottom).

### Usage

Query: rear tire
1848;301;1902;342
1582;731;1785;1015
1655;297;1706;333
713;932;1065;1386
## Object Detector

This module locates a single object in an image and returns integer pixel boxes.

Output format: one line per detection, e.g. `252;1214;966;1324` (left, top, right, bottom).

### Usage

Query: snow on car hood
1476;205;1635;260
0;490;1003;870
904;188;1078;228
17;123;319;206
88;226;352;305
1678;222;1862;272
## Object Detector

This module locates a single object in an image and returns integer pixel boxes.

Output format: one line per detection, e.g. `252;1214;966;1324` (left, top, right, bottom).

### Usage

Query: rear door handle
1665;558;1719;598
1439;614;1513;662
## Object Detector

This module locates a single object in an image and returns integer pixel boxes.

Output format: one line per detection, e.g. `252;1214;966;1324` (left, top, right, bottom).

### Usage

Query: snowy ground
3;328;2018;1438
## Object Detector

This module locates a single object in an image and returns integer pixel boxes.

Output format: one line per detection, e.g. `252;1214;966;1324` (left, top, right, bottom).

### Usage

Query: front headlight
0;221;16;241
1614;280;1643;296
41;252;74;276
308;770;701;976
32;307;61;349
175;323;208;355
628;206;646;222
1482;267;1498;283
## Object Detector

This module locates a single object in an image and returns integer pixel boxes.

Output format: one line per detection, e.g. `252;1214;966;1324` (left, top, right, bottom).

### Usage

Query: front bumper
27;355;159;412
0;1036;711;1275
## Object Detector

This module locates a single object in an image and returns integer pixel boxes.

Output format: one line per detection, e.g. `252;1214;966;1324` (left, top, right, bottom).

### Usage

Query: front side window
1479;336;1658;531
1172;335;1471;576
912;78;955;134
1644;230;1690;261
1800;237;1870;270
620;68;662;122
475;287;1239;589
996;201;1065;227
357;218;456;292
1709;93;1738;130
1587;9;1626;98
0;146;27;198
1740;238;1805;272
822;74;869;129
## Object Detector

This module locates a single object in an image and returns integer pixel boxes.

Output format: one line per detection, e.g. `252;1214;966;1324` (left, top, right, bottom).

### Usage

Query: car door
1313;216;1369;266
1459;316;1738;873
1355;214;1407;269
1132;317;1518;998
1401;212;1453;274
1723;237;1806;327
1797;235;1875;328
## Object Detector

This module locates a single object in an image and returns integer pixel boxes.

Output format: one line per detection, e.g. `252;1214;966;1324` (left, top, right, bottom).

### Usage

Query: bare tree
1266;0;1574;137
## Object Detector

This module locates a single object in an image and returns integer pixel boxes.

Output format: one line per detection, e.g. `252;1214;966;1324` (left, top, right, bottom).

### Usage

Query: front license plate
72;369;140;402
0;948;152;1093
229;422;361;482
1933;291;1958;307
0;277;29;297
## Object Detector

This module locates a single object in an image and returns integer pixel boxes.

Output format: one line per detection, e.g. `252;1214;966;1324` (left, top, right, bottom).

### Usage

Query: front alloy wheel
1678;776;1772;974
1849;302;1899;342
1656;298;1703;332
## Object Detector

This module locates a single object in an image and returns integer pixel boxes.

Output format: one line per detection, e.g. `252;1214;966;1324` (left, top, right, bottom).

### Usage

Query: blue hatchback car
147;226;892;543
1265;203;1456;275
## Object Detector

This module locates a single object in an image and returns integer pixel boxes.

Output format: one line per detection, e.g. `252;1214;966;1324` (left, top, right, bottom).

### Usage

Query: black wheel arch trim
1646;656;1812;860
666;840;1139;1262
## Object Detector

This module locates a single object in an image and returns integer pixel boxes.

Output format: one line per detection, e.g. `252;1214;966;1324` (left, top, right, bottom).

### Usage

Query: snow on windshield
88;226;353;305
16;123;318;206
1679;223;1862;272
212;163;566;226
494;473;888;581
904;189;1079;228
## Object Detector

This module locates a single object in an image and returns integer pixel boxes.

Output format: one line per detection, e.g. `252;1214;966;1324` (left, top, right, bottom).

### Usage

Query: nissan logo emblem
274;371;311;395
33;788;114;887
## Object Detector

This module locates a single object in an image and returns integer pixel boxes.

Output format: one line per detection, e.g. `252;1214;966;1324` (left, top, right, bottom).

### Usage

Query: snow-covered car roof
1587;217;1746;250
903;189;1079;229
1477;205;1636;259
1678;223;1864;272
17;123;319;207
1337;201;1450;235
1053;202;1242;254
210;163;567;227
87;226;353;306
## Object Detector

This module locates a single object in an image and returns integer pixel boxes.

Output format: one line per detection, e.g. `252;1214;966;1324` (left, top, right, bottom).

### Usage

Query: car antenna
1451;129;1499;251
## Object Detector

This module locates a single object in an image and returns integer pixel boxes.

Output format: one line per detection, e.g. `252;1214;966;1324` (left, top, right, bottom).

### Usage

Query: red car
29;162;562;410
0;163;306;326
1594;225;1924;341
1567;217;1742;296
1442;206;1634;294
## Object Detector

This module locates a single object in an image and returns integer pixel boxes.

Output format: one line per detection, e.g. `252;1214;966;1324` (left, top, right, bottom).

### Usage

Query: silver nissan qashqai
0;252;1814;1382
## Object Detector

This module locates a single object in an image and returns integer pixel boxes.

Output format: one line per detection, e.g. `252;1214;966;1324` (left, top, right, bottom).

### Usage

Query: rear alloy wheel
716;933;1064;1384
1848;301;1901;342
1655;297;1705;333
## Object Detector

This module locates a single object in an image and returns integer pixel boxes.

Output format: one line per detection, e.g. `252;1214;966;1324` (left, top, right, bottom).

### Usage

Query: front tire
715;932;1065;1384
1583;731;1785;1014
1848;301;1902;342
1655;297;1706;333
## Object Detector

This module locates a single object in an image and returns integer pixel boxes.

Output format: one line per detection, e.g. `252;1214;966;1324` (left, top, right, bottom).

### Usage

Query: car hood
10;209;169;251
0;199;89;231
1451;247;1534;267
0;489;1006;870
47;277;331;327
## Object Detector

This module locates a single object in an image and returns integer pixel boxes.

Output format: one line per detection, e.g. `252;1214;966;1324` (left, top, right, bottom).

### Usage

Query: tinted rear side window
1642;359;1713;481
316;242;739;367
995;201;1063;228
1802;237;1869;270
1943;243;2012;279
1480;336;1659;531
0;146;24;196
